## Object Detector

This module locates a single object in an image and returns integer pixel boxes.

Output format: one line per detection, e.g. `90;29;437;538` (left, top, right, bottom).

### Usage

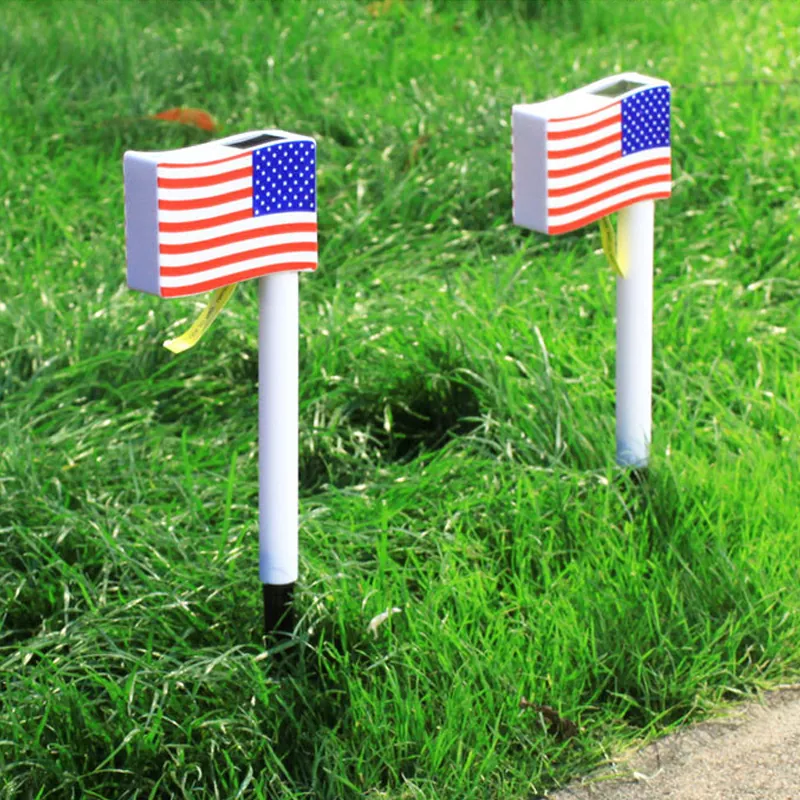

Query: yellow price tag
163;284;237;354
598;215;628;279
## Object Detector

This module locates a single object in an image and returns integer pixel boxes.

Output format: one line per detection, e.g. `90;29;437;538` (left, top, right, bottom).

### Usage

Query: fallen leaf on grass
367;0;404;18
405;134;431;170
150;108;217;132
368;607;402;637
520;697;581;740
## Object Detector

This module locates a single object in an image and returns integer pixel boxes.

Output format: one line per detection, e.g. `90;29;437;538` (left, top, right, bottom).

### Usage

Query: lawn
1;0;799;797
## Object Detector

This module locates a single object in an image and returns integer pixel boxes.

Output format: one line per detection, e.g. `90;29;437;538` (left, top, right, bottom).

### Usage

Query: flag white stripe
547;140;622;172
547;102;620;133
548;165;672;211
157;197;252;223
547;181;672;227
160;231;318;268
547;121;622;152
157;154;252;179
160;252;318;288
548;147;671;190
157;176;253;202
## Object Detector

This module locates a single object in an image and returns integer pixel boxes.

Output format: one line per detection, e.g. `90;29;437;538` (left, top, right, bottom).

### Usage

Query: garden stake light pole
123;130;317;635
259;270;299;634
511;72;671;468
615;200;655;467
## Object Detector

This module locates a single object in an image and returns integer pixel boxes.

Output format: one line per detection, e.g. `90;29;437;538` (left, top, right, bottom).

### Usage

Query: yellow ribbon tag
163;284;237;354
598;215;628;279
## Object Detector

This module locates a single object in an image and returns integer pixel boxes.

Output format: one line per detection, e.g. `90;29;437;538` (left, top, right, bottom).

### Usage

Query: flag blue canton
252;141;316;216
621;86;671;156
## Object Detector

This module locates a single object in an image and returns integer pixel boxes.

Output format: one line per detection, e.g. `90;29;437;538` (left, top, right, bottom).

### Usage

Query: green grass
1;0;799;797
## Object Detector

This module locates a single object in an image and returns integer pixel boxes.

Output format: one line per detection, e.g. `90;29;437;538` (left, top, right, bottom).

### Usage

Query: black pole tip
263;582;295;637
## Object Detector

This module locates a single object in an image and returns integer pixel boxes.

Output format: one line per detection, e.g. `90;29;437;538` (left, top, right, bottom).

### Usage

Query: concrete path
549;687;800;800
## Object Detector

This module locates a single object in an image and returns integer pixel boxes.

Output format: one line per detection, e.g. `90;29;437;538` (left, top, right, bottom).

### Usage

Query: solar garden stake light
123;130;318;635
511;73;671;469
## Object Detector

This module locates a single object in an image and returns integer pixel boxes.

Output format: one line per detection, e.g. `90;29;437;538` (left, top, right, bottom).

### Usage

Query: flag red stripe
158;187;251;211
158;209;252;233
547;191;671;234
159;242;318;276
159;152;249;169
161;263;317;296
157;166;253;189
547;114;621;141
547;133;620;159
159;222;318;255
547;157;672;197
547;151;619;179
549;175;671;218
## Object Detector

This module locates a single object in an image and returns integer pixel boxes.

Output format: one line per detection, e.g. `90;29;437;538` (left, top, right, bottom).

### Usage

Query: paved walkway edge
549;685;800;800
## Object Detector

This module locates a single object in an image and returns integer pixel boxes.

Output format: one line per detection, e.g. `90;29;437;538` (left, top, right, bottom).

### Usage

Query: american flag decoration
123;128;320;635
512;73;671;235
124;130;317;298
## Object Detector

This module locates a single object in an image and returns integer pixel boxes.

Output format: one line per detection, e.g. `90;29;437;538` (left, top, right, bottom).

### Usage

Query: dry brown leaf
407;134;431;169
520;697;581;740
150;108;217;132
367;0;403;18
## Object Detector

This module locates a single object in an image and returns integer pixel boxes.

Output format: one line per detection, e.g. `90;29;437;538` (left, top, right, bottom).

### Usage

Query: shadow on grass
431;0;583;25
300;349;483;491
343;370;481;463
137;340;482;491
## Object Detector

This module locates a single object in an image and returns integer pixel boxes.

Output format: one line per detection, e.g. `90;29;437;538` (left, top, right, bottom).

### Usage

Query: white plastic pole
258;271;298;630
615;200;654;468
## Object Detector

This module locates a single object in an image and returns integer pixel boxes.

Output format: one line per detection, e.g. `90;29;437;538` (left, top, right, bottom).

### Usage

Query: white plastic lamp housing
512;72;671;235
123;130;318;298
